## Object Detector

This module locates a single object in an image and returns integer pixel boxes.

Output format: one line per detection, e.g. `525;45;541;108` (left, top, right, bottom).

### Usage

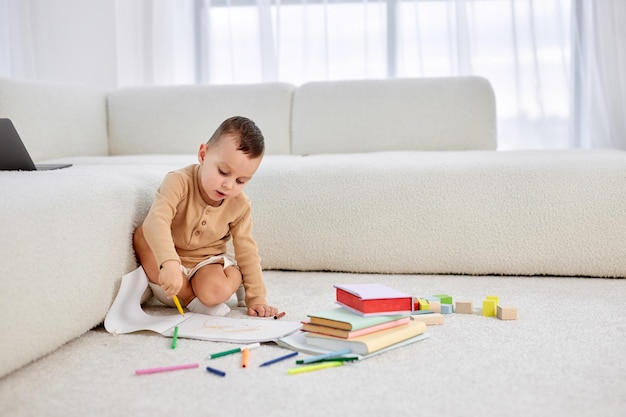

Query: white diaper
183;254;236;279
149;255;237;307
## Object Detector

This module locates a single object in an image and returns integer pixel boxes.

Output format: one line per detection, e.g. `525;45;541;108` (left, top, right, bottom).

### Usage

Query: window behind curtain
195;0;572;150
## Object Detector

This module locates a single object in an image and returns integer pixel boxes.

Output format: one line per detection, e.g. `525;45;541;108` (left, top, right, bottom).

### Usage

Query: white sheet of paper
104;267;301;344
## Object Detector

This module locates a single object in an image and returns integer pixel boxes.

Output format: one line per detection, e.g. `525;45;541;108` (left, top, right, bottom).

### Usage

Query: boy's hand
158;260;184;298
247;304;278;317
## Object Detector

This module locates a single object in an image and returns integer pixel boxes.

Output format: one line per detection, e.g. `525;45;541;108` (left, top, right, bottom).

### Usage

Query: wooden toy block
413;297;420;311
434;294;453;305
440;304;453;314
418;298;430;310
497;305;517;320
411;313;444;325
482;299;497;317
429;300;441;313
454;300;473;314
486;295;499;305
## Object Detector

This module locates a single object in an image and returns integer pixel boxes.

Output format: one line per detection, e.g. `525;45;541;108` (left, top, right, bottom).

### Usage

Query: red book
334;283;414;316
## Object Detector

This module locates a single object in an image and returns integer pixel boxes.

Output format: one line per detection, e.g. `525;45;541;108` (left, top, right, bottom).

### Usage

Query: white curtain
0;0;35;79
571;0;626;149
1;0;624;150
114;0;197;86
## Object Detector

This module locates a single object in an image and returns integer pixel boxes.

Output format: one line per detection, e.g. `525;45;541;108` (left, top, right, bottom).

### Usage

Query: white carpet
0;271;624;417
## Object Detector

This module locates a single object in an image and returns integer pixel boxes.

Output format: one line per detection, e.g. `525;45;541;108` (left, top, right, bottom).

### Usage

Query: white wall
29;0;117;88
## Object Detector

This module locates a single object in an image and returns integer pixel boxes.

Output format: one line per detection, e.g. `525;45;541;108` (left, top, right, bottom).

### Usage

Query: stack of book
298;283;428;356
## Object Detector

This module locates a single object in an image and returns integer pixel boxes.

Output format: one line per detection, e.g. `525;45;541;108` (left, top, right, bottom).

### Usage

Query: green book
307;307;409;331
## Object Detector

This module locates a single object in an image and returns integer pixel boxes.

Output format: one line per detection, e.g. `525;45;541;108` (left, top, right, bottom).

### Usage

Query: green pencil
208;343;261;359
171;326;179;349
296;356;359;364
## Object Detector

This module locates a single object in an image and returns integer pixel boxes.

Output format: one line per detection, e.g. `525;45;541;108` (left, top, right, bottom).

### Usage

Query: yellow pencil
172;295;184;316
287;361;344;375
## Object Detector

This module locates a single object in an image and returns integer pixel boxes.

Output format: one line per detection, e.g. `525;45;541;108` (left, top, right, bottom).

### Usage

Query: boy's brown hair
207;116;265;158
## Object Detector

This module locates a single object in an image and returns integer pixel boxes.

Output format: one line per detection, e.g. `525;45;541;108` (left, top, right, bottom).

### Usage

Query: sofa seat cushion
0;164;172;377
246;150;626;277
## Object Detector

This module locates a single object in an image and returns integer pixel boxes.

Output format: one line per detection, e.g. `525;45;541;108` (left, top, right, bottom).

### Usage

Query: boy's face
196;133;262;207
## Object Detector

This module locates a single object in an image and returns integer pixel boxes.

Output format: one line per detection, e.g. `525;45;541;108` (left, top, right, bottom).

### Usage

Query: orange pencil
241;348;249;368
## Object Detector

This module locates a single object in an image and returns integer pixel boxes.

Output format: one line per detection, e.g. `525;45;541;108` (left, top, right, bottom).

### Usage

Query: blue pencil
259;351;299;367
206;366;226;377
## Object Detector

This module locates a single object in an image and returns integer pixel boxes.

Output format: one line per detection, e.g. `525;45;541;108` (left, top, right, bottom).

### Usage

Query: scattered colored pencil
135;363;198;375
296;356;358;364
171;326;179;349
259;351;298;367
287;361;344;375
206;366;226;377
172;295;185;316
208;343;261;360
241;348;250;368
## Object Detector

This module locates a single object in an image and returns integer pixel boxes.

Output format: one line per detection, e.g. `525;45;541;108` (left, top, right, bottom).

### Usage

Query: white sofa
1;75;625;383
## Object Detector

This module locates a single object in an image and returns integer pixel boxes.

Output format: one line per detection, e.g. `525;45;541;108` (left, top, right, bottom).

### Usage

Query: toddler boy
133;116;278;317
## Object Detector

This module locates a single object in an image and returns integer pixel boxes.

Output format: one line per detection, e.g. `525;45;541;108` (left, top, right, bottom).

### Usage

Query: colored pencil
208;343;261;360
206;366;226;377
172;295;185;316
135;363;198;375
241;348;250;368
259;351;298;367
171;326;179;349
287;361;344;375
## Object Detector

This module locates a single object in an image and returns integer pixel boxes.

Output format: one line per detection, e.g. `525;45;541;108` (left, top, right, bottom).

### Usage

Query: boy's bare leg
190;264;242;307
132;225;195;305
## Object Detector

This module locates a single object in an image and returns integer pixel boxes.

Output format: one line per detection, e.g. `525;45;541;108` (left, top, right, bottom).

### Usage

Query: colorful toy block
454;300;473;314
497;305;517;320
482;299;497;317
440;304;453;314
412;292;516;321
411;313;444;325
433;294;453;305
428;300;441;313
486;295;499;304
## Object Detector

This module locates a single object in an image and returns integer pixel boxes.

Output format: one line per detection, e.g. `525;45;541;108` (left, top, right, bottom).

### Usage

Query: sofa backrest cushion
0;77;108;161
107;83;294;156
291;76;497;154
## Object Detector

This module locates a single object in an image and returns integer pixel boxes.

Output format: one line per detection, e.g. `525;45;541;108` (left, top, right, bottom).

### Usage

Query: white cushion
0;77;108;161
246;150;626;277
291;76;497;154
107;83;294;156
